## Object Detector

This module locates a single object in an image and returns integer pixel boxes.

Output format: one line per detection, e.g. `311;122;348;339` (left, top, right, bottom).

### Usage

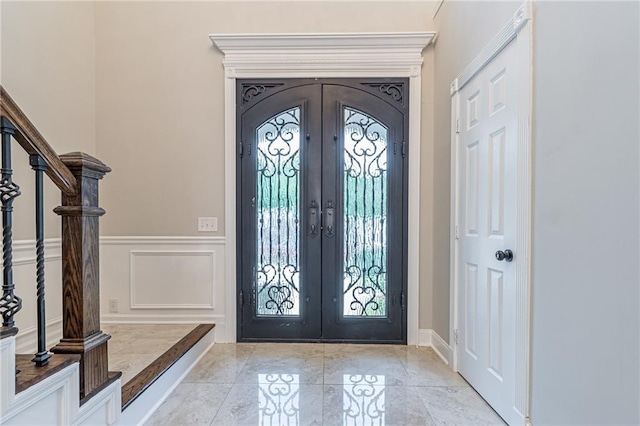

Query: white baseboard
417;329;453;366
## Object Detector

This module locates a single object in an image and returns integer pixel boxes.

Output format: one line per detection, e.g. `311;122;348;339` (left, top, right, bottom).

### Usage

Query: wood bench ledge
15;353;81;394
121;324;215;409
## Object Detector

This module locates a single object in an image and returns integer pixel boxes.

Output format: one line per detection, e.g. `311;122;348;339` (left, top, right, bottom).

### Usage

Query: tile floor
145;343;505;425
103;324;197;384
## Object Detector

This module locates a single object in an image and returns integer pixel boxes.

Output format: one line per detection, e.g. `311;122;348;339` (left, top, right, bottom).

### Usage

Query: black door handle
309;200;319;237
495;249;513;262
325;200;334;236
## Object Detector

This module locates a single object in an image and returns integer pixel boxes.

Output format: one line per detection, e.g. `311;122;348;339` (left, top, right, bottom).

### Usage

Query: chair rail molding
210;32;436;344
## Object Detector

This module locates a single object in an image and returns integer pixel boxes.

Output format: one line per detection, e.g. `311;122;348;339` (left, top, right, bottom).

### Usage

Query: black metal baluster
0;117;22;328
30;155;50;366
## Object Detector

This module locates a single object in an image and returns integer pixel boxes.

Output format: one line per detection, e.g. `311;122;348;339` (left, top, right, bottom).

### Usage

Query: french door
237;79;408;343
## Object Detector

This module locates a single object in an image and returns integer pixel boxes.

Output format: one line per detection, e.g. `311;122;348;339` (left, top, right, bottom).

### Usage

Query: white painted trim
100;236;224;245
417;329;431;347
450;88;460;373
417;329;453;366
450;0;533;421
12;238;61;265
1;361;80;424
430;329;453;366
513;5;533;420
451;2;532;95
210;32;436;344
74;377;121;426
432;0;445;19
129;250;216;310
0;336;17;414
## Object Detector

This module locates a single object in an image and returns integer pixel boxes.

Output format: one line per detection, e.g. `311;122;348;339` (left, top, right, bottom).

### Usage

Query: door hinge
400;292;406;309
455;119;460;134
392;294;397;306
239;141;244;157
393;142;397;155
454;329;459;345
239;289;244;306
401;141;407;158
455;225;460;240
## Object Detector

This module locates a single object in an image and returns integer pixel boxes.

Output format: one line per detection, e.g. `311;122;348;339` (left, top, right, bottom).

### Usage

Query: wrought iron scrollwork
0;117;22;327
242;84;284;106
362;83;405;106
343;107;388;317
256;108;301;317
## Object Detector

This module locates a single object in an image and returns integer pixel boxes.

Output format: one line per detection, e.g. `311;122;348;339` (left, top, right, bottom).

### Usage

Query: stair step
121;324;215;409
15;353;80;394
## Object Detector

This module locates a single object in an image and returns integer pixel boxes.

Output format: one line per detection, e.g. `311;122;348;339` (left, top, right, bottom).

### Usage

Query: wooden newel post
50;152;112;401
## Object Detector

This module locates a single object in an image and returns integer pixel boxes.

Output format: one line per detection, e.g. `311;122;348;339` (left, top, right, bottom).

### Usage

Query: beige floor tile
212;381;323;425
416;387;506;425
145;382;231;426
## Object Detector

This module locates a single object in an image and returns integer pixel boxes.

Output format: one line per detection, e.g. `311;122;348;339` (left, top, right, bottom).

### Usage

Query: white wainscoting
11;239;63;354
418;329;454;366
100;237;227;341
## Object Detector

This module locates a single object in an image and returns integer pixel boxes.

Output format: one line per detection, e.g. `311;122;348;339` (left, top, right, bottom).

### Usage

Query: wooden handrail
0;86;77;195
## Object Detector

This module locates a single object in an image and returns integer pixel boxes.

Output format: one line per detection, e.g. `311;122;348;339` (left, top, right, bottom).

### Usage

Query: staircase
0;86;121;424
0;87;218;425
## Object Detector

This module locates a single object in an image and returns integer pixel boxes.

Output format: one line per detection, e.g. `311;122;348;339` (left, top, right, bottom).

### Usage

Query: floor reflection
343;374;386;425
258;373;300;426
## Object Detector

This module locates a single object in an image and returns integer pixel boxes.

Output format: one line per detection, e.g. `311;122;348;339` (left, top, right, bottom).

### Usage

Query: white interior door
457;39;519;424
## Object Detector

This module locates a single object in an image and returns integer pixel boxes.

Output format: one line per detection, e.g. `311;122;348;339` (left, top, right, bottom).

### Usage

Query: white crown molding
210;32;436;77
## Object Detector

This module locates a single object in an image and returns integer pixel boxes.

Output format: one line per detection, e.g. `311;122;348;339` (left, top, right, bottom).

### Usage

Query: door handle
309;200;319;237
495;249;513;262
325;200;335;236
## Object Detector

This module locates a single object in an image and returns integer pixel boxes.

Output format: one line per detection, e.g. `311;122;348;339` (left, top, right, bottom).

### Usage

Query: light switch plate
198;217;218;232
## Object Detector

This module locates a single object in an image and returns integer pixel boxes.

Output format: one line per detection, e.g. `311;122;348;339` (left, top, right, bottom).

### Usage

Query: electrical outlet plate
198;217;218;232
108;299;118;313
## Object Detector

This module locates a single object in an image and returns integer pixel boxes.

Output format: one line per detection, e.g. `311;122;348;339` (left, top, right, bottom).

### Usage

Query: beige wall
94;1;438;329
0;0;96;350
94;0;436;236
1;1;96;240
530;2;639;424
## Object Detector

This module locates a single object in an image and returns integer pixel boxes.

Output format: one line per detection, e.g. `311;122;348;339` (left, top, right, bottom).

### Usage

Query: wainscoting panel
130;251;216;309
100;237;227;341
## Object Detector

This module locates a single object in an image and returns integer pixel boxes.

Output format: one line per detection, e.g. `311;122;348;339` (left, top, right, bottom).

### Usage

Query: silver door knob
495;249;513;262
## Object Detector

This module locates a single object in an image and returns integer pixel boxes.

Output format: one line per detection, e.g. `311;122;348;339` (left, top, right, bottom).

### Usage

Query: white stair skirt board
417;329;454;366
117;326;215;425
0;335;121;425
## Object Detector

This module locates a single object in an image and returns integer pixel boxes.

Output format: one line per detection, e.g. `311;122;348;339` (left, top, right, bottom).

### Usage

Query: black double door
237;79;408;343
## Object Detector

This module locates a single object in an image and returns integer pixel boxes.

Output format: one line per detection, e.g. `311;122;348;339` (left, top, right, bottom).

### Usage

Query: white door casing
210;32;436;345
451;2;532;425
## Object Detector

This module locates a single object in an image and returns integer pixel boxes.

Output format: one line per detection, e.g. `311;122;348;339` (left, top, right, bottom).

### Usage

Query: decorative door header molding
209;32;437;78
